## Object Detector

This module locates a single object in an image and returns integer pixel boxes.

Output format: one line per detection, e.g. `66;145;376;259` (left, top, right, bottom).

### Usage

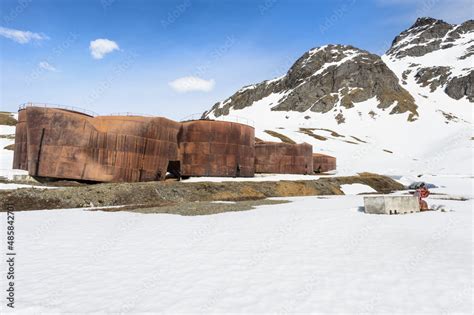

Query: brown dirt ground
263;130;296;144
94;199;290;216
0;173;404;211
0;113;17;126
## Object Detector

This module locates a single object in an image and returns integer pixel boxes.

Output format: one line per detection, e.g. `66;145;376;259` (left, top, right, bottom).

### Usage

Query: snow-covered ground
0;183;57;190
0;175;471;313
340;183;377;195
208;93;473;176
0;124;28;181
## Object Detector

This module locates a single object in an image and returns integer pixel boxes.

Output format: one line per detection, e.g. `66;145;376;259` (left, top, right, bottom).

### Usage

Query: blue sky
0;0;471;119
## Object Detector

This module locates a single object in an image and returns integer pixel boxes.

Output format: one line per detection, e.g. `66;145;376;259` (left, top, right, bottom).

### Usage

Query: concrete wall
364;196;420;215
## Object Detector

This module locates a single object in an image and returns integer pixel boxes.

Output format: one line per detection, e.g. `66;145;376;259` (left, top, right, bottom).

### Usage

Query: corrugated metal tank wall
255;142;313;174
12;110;28;171
13;107;180;182
312;153;336;173
179;120;255;177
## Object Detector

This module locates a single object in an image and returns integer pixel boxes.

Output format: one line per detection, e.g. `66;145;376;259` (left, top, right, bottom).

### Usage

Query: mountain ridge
204;17;473;124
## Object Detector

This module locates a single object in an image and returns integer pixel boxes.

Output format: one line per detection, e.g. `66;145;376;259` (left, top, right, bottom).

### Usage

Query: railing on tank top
18;102;99;117
180;113;255;127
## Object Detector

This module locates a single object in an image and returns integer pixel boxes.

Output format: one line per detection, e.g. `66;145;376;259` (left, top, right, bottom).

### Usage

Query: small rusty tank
13;105;180;182
178;119;255;177
312;153;336;173
255;142;313;174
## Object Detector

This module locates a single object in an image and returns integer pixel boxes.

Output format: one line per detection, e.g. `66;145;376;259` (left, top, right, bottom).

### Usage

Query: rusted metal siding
179;120;255;177
13;107;180;182
255;142;313;174
312;153;336;173
12;109;28;171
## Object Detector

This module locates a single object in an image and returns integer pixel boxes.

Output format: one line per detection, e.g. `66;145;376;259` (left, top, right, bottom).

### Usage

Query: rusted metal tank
12;109;28;171
312;153;336;173
255;142;313;174
179;120;255;177
13;106;180;182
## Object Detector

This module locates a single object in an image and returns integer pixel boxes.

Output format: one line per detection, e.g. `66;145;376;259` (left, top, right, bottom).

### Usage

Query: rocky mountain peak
204;44;418;123
387;17;473;58
383;17;473;102
204;17;473;130
411;17;447;29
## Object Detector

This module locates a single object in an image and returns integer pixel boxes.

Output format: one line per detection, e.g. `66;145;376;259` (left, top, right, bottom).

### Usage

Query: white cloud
89;38;119;59
38;61;57;72
0;26;49;44
169;76;216;93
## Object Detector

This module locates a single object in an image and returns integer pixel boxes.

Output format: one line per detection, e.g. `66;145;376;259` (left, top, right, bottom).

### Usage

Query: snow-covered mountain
205;44;419;122
384;17;473;102
204;17;473;175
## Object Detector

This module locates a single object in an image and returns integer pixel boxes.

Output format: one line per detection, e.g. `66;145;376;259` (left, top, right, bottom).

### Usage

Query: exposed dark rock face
415;67;451;92
385;18;473;103
204;45;418;122
459;46;474;60
387;18;473;58
445;72;474;101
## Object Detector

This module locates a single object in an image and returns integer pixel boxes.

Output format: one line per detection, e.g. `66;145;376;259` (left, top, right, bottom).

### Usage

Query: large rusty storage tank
12;109;28;171
255;142;313;174
312;153;336;173
178;120;255;177
13;105;180;182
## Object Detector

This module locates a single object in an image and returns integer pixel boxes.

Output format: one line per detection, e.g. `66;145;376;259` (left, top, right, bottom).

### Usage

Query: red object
416;187;430;199
415;187;430;210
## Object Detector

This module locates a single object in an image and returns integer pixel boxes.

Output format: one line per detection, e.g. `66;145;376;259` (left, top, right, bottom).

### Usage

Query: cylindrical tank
14;106;180;182
312;153;336;173
89;115;180;182
178;120;255;177
255;142;313;174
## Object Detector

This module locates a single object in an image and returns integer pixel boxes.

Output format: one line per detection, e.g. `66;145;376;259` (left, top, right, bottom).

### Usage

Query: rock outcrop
445;71;474;101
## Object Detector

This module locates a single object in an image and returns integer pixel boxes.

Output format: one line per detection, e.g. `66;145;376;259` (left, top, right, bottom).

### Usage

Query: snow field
0;176;471;313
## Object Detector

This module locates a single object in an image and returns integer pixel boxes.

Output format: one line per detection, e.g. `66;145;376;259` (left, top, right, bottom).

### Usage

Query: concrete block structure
364;196;420;215
312;153;336;173
255;142;313;175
